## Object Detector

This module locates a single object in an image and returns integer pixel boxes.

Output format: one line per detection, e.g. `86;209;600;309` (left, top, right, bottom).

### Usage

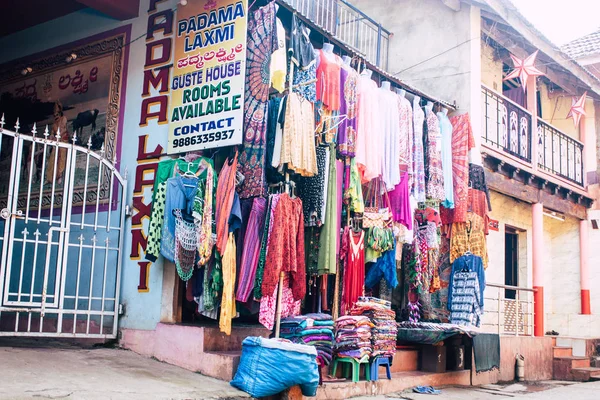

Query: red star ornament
566;91;587;128
504;50;545;91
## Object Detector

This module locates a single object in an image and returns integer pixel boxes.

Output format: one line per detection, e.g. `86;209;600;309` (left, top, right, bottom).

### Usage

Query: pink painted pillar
580;220;591;314
532;202;544;336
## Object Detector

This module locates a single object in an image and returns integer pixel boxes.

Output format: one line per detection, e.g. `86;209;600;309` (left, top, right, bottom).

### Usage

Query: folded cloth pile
280;313;334;366
333;315;374;363
350;297;397;358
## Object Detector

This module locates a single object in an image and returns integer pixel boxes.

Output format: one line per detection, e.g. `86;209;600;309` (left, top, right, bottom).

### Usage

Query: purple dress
337;65;358;157
388;172;412;230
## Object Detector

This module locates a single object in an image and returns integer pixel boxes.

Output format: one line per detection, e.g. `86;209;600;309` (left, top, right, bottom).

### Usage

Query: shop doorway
0;124;127;338
504;227;519;299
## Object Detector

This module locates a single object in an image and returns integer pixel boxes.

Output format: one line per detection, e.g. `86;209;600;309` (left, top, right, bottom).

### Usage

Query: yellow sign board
168;0;248;154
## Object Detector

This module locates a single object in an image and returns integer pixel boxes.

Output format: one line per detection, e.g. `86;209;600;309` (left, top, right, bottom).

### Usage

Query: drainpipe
532;202;544;336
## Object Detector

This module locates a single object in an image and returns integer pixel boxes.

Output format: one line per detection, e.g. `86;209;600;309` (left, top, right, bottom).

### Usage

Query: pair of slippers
413;386;441;395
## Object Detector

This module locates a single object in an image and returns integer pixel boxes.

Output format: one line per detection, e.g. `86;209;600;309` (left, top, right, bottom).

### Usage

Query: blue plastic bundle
230;336;320;397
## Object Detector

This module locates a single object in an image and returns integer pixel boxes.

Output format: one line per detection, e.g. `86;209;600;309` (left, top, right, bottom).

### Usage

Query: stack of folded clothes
280;313;334;366
350;297;397;359
333;315;374;363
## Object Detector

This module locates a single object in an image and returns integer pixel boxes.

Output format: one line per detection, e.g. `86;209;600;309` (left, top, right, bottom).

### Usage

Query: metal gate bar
0;117;127;339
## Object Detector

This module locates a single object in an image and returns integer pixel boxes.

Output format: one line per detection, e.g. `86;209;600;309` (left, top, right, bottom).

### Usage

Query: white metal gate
0;117;127;338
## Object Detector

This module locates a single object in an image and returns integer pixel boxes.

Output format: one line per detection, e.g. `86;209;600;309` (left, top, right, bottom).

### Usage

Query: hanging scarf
215;153;238;254
194;164;215;266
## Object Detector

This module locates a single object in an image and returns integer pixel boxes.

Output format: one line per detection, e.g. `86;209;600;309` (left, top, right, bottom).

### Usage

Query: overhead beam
481;19;583;96
76;0;140;20
482;0;600;97
484;167;588;220
441;0;461;12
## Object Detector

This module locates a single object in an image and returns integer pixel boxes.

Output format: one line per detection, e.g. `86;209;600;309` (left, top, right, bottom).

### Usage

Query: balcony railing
483;283;535;336
537;120;584;186
481;85;585;188
280;0;390;70
481;85;532;163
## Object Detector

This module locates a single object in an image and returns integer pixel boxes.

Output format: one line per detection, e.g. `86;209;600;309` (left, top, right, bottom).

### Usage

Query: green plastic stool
331;357;371;382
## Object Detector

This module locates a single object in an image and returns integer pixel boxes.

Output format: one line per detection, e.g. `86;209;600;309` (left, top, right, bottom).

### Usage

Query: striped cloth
449;271;482;328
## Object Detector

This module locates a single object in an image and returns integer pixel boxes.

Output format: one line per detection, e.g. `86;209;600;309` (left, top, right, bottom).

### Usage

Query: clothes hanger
315;111;348;136
195;158;211;177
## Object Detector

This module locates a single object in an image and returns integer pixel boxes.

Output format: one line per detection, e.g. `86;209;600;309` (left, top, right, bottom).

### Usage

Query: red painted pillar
532;203;544;336
580;219;591;314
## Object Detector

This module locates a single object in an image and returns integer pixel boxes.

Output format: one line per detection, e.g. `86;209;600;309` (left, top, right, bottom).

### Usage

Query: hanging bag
362;178;392;229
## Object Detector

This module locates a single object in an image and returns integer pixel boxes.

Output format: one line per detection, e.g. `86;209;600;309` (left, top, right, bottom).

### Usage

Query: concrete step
202;325;270;352
553;357;592;381
553;346;573;358
571;367;600;382
204;351;242;381
390;348;419;373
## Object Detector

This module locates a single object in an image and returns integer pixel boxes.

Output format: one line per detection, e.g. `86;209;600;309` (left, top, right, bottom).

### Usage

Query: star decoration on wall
567;91;587;128
504;50;545;91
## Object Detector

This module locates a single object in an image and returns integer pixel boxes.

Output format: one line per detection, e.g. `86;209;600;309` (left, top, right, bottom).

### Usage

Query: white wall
348;0;479;113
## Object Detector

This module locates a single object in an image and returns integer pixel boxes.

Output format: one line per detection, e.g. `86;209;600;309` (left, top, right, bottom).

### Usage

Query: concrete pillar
532;202;544;336
580;219;591;315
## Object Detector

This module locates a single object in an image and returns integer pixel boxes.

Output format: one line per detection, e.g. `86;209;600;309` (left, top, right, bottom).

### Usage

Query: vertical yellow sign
168;0;248;154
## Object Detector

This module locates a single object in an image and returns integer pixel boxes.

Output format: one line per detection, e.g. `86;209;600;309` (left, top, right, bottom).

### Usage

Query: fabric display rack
144;0;492;393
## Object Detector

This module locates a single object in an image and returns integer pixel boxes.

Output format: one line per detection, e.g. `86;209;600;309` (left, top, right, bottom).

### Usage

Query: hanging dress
412;103;426;202
236;197;267;302
397;95;413;187
337;64;358;157
356;74;382;182
438;112;455;208
317;143;339;275
215;153;238;255
280;92;318;176
238;2;277;198
342;229;365;315
444;113;476;223
220;233;237;335
425;110;445;201
381;88;401;190
316;49;341;111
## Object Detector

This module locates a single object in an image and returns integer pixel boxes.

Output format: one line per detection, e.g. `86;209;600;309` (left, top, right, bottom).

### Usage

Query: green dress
317;144;338;275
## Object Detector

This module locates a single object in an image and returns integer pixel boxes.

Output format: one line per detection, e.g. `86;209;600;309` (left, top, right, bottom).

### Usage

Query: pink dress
356;74;382;182
397;95;413;187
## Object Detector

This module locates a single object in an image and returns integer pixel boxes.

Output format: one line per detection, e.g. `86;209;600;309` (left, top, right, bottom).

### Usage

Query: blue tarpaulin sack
230;336;320;397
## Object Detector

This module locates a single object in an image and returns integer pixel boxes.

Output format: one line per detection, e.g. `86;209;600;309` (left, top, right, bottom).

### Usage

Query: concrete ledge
119;323;269;381
314;370;471;399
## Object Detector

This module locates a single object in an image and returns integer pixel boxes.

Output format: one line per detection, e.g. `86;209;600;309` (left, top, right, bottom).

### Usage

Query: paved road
354;381;600;400
2;339;599;400
0;340;249;400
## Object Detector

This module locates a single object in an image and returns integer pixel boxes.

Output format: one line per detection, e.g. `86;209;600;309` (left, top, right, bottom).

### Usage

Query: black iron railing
280;0;390;70
481;85;532;163
537;120;584;186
